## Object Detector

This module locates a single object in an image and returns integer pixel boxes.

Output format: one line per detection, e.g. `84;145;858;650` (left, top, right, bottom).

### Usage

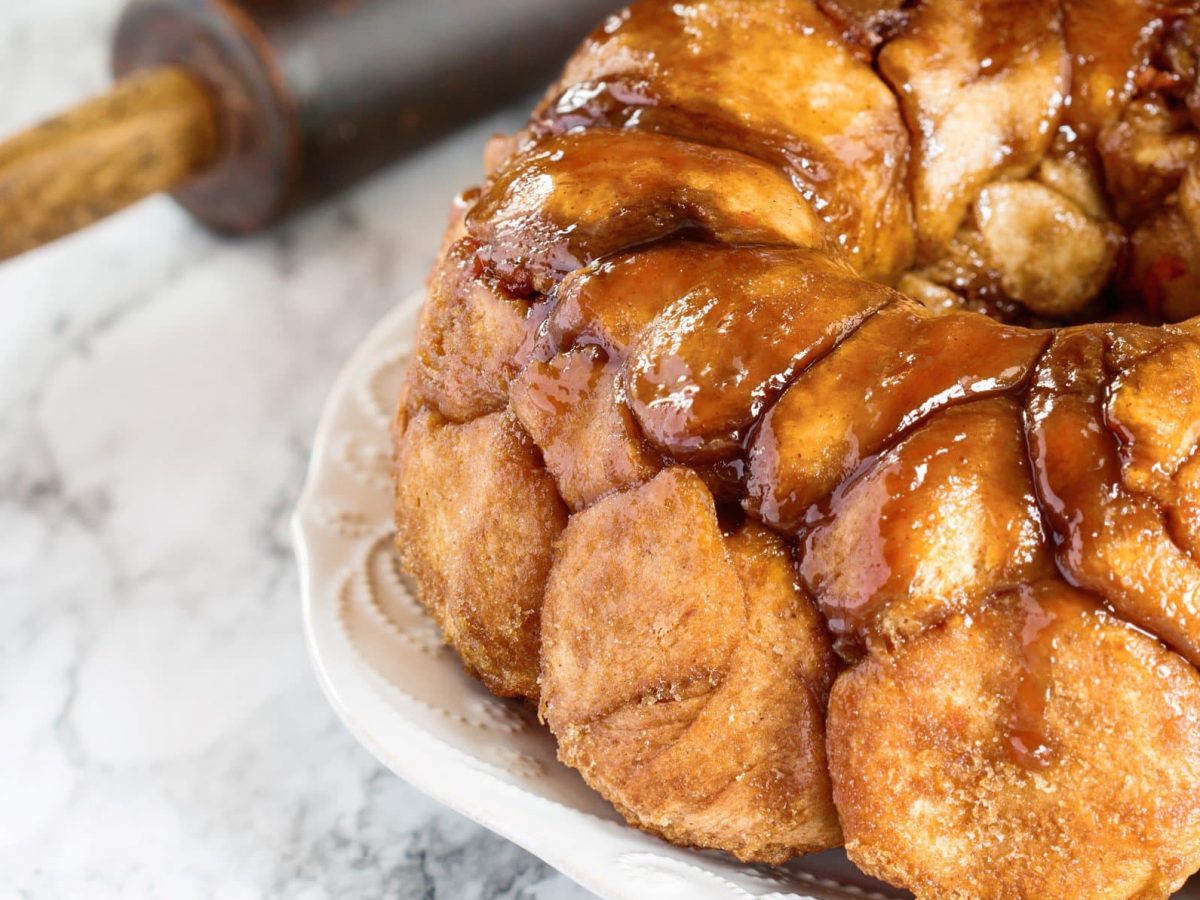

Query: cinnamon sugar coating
393;0;1200;891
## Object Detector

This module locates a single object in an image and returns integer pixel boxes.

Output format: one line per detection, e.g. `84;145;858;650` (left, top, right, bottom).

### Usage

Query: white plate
293;293;1200;900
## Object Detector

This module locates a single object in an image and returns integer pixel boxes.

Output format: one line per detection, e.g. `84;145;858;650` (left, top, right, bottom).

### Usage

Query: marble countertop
0;2;593;897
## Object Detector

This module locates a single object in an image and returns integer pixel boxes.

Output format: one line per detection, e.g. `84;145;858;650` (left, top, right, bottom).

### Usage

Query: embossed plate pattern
294;294;1197;900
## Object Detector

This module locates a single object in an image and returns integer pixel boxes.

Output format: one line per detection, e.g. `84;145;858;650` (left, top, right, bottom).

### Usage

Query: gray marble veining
0;3;593;897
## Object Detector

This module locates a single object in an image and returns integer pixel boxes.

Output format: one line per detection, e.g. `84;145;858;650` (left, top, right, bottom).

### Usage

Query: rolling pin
0;0;619;262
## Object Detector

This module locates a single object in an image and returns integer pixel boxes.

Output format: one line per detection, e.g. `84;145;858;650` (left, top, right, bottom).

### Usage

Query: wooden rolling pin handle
0;67;219;262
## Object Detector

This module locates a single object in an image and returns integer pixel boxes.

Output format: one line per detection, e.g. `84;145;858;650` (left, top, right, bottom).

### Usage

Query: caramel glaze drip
429;0;1200;771
1007;583;1099;770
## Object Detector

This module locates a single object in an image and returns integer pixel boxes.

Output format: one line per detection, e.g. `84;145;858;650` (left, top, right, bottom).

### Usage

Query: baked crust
540;468;840;862
829;584;1200;899
392;0;1200;888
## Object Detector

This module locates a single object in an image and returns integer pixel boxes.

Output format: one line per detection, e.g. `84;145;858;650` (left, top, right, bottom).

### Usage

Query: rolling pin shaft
112;0;621;234
0;0;620;262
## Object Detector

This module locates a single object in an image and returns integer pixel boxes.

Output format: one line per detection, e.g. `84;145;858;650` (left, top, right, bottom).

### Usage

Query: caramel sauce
1027;327;1200;666
1061;0;1187;138
443;0;1200;677
797;397;1052;644
542;243;734;360
1004;582;1126;771
534;78;855;252
518;344;608;418
529;0;915;281
625;248;890;461
744;305;1049;532
1006;584;1089;770
467;129;828;296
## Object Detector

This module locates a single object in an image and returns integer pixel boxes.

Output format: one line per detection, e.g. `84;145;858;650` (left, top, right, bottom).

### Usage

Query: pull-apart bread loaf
394;2;1200;895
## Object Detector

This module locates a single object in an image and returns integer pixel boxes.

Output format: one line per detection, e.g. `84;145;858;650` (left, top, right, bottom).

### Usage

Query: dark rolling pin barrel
0;0;620;260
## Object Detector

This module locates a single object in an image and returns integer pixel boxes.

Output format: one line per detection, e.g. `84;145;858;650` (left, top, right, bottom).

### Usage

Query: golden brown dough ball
393;405;566;698
540;467;840;862
828;582;1200;900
